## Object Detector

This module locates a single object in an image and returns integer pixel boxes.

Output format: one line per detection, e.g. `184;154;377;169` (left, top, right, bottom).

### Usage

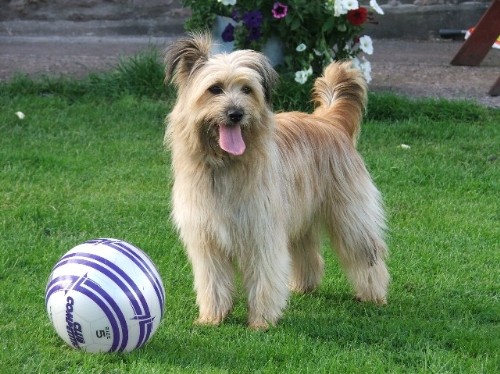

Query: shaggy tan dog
164;33;389;329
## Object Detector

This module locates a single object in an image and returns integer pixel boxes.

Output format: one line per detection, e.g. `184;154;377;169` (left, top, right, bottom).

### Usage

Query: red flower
347;7;368;26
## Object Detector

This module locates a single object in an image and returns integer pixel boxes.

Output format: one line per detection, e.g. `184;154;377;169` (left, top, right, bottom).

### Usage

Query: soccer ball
45;238;165;353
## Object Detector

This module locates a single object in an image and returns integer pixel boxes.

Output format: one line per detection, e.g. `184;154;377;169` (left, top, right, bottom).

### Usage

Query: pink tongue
219;124;246;156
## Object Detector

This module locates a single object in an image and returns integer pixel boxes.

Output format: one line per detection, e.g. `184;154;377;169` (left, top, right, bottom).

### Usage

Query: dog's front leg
240;234;291;330
187;241;235;326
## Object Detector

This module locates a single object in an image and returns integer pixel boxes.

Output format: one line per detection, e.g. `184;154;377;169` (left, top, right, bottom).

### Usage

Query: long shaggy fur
164;33;389;329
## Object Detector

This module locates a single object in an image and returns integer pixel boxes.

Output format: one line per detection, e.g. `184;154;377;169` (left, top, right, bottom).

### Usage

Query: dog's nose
227;108;244;124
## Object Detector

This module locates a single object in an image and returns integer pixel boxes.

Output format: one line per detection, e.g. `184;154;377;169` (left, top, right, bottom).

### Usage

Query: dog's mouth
218;123;246;156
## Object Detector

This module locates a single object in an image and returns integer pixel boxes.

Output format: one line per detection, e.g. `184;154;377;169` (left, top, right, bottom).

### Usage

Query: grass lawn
0;54;498;373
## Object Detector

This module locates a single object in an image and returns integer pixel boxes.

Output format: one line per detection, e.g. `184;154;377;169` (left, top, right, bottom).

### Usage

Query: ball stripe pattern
45;238;165;353
46;274;127;351
87;239;166;318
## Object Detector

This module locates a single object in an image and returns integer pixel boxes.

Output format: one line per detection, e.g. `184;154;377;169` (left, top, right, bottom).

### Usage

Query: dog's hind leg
327;223;389;304
326;178;389;304
289;225;324;293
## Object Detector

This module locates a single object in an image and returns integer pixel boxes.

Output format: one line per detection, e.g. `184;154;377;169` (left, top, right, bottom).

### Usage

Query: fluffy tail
312;61;368;145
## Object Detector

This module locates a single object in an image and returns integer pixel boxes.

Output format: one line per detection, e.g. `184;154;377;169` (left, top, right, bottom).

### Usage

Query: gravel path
1;35;499;107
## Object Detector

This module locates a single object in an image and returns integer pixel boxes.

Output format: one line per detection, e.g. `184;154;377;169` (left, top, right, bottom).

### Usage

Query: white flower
333;2;344;16
295;70;308;84
352;57;372;83
217;0;236;5
296;43;307;52
399;144;411;150
15;111;25;119
370;0;385;15
359;35;374;55
294;66;313;84
344;0;359;10
333;0;359;16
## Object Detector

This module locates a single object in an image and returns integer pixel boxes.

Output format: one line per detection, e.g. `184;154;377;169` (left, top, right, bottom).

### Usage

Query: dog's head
165;33;278;164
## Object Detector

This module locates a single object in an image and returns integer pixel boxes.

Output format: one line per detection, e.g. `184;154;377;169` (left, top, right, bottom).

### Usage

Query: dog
164;33;389;329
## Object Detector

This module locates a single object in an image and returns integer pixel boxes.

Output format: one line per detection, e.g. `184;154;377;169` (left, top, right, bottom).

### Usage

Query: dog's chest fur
171;156;287;254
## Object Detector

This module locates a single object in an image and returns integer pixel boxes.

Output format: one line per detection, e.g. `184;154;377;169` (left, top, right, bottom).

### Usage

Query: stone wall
0;0;188;36
0;0;186;21
1;0;490;21
0;0;492;39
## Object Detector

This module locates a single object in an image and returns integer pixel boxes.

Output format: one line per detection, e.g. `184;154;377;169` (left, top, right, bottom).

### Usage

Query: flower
294;66;313;84
183;0;382;83
359;35;374;55
333;0;359;16
242;10;263;29
296;43;307;52
295;71;308;84
344;0;360;10
272;2;288;19
370;0;384;15
15;111;25;119
221;23;235;42
347;7;368;26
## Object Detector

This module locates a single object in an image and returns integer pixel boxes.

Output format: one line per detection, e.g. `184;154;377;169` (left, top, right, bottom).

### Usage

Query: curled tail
312;61;368;145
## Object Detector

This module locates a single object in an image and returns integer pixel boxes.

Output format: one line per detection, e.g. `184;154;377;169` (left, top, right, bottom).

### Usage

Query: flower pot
211;16;236;55
211;15;284;66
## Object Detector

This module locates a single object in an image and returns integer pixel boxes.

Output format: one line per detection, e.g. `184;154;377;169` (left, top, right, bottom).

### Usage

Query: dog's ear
247;53;279;106
164;32;212;87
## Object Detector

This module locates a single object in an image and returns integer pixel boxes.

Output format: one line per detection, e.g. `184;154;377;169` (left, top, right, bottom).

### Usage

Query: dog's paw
354;294;387;305
248;315;280;330
289;282;318;294
248;320;270;331
195;315;224;326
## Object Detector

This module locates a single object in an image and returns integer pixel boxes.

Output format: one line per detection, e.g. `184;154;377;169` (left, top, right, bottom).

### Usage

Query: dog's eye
242;86;252;95
208;85;223;95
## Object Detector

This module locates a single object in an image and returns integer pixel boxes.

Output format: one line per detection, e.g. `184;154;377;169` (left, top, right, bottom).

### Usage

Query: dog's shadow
284;290;390;341
143;285;493;371
283;286;494;358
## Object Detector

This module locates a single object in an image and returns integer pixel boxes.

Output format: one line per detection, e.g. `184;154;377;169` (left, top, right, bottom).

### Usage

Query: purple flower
221;23;235;42
242;10;263;29
272;2;288;19
247;27;262;41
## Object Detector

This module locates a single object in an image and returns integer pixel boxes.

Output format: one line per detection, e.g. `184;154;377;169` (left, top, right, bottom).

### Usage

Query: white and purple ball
45;238;165;353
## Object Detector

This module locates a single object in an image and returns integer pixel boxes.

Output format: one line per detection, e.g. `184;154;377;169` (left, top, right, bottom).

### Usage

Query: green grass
0;51;499;373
